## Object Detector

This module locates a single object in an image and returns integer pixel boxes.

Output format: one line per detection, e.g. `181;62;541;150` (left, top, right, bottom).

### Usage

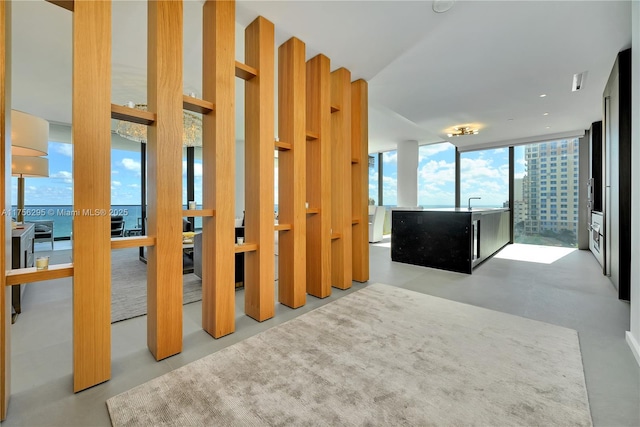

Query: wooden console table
12;223;35;322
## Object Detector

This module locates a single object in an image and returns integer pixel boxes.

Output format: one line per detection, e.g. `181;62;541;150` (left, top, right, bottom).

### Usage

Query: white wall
627;0;640;366
235;139;245;219
397;140;418;208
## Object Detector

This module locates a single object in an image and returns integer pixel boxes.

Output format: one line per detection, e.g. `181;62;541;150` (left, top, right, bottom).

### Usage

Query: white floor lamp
10;110;49;223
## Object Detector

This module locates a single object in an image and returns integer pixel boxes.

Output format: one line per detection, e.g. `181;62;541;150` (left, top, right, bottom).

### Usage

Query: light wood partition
145;0;184;360
305;55;332;298
277;37;306;308
202;0;236;338
0;0;9;418
330;68;352;290
72;0;112;392
244;16;275;321
351;79;369;282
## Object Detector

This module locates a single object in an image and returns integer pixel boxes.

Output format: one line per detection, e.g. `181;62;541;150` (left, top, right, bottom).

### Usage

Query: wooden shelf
331;104;340;113
235;61;258;80
351;158;359;164
275;141;292;151
182;209;215;217
305;131;319;141
183;95;214;114
275;223;292;231
306;207;320;214
111;236;156;250
46;0;74;11
331;233;342;240
6;263;74;286
234;243;258;253
352;218;360;225
111;104;155;125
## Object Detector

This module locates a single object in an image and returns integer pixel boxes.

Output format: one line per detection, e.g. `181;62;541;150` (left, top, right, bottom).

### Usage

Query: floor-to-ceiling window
418;142;456;208
381;150;397;206
459;147;510;208
514;139;579;247
368;154;379;205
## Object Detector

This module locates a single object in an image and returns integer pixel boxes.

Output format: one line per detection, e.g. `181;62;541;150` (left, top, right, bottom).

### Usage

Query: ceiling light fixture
432;0;456;13
572;71;587;92
115;102;202;146
539;94;547;98
447;126;479;137
543;112;549;116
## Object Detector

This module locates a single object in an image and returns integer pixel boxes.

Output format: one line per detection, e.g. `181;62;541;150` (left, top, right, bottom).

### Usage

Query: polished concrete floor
4;240;639;426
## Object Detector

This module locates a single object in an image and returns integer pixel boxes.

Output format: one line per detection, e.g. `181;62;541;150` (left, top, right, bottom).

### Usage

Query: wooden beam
277;37;306;309
0;0;10;418
305;54;332;298
72;0;112;392
110;104;155;125
6;264;74;286
146;0;184;361
182;95;214;114
244;16;275;321
235;61;257;80
110;236;156;250
181;209;215;217
46;0;74;12
202;0;236;338
351;79;369;282
330;68;352;290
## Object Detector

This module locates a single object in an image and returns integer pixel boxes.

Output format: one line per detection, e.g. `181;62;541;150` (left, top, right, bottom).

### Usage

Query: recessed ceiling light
543;112;549;116
539;94;547;98
546;126;551;129
572;71;587;91
433;0;456;13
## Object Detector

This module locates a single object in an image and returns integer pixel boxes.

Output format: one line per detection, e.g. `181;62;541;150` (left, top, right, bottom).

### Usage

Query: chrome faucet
468;197;481;210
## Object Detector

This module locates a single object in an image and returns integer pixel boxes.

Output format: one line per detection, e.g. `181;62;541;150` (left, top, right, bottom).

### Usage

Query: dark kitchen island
391;208;511;274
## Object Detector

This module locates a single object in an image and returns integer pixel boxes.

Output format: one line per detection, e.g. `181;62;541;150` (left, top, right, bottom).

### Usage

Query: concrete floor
3;241;639;426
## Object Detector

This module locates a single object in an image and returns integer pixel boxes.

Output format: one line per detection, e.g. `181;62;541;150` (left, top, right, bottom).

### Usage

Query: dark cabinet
12;223;35;322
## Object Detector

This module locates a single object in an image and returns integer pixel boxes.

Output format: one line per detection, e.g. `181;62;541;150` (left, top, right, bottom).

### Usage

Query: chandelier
115;102;202;146
447;126;479;137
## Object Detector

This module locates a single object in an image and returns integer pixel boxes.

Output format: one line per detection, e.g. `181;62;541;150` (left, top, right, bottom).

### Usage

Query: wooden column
146;0;184;360
244;16;275;321
330;68;352;290
351;79;369;282
0;0;9;418
202;0;236;338
305;55;332;298
277;37;306;308
72;0;112;392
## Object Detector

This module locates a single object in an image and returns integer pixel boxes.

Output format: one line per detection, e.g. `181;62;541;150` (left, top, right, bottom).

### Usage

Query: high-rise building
522;139;580;241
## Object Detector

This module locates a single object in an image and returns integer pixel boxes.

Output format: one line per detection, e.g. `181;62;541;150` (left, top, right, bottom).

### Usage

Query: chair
27;220;54;250
110;216;125;237
368;206;385;243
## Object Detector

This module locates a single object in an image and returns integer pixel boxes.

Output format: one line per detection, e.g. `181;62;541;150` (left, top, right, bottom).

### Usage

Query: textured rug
39;248;202;323
106;283;592;426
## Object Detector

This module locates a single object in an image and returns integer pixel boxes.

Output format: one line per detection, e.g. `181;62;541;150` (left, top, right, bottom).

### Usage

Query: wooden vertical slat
351;79;369;282
278;37;306;308
202;0;236;338
72;0;111;392
244;16;275;321
0;0;10;418
330;68;352;290
305;55;332;298
146;0;184;360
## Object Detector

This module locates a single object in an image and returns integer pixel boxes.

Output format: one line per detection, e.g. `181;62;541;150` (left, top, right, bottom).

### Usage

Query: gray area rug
41;248;202;323
106;283;592;426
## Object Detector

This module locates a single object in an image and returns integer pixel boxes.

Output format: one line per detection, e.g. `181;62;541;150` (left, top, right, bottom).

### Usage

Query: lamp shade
12;156;49;177
11;109;49;156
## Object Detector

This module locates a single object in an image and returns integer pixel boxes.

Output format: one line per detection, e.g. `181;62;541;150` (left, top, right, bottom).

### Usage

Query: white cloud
382;151;397;164
121;158;141;173
51;170;73;184
419;160;455;186
128;183;140;189
54;143;73;157
112;180;121;187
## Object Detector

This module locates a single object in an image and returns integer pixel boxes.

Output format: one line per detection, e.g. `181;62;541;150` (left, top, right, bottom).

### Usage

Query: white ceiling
9;1;632;154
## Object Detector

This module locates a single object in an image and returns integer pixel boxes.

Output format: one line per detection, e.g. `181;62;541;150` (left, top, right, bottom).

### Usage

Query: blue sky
14;141;203;206
370;143;517;208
